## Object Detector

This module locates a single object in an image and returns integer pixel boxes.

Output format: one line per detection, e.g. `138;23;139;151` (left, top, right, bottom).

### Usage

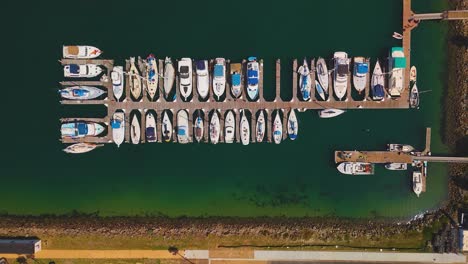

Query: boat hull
164;58;175;98
240;113;250;145
162;111;173;142
146;112;157;142
60;86;105;100
273;113;282;144
178;58;193;101
224;111;235;144
256;111;265;143
111;66;124;101
316;58;329;93
130;114;141;144
194;114;204;143
210;111;220;144
177;110;189;144
63;45;101;59
112;112;125;147
287;110;298;140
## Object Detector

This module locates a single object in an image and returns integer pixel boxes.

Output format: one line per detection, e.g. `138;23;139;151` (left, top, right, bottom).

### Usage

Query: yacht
178;58;193;101
388;47;406;97
194;110;204;143
230;63;242;98
247;57;259;101
273;112;282;144
385;163;408;170
288;110;298;140
64;64;102;78
333;52;349;100
210;111;220;144
337;162;375;175
240;112;250;145
130;114;141;144
413;171;423;197
318;109;345;118
371;60;385;101
129;57;142;99
146;112;157;143
111;111;125;147
256;110;265;143
177;110;189;144
387;144;414;153
111;66;124;101
63;45;101;59
298;58;311;101
63;143;103;154
146;54;158;100
316;57;329;94
164;57;175;99
61;122;105;138
213;58;226;100
353;57;368;94
59;86;105;100
162;111;173;143
196;60;209;100
224;110;235;143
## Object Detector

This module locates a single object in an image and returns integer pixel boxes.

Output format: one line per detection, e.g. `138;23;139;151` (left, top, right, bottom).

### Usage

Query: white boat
111;66;124;101
196;60;209;100
213;58;226;100
240;112;250;145
316;57;329;94
388;144;414;152
298;58;311;101
315;81;326;101
385;163;408;170
388;47;406;97
333;52;349;100
64;64;102;78
288;110;298;140
413;171;423;197
371;60;385;101
318;108;345;118
129;57;142;99
63;45;101;59
177;110;189;144
410;66;417;82
230;63;242;98
146;54;158;100
63;143;103;154
111;111;125;147
59;86;105;100
162;111;172;143
130;114;141;144
194;110;204;143
146;112;157;143
273;112;282;144
392;32;403;40
353;57;368;94
164;57;175;99
210;111;220;144
337;162;375;175
247;57;259;101
256;111;265;143
178;58;193;101
61;122;105;138
410;83;419;108
224;110;235;144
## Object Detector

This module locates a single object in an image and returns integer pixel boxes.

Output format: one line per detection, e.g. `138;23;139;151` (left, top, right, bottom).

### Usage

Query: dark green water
4;0;449;218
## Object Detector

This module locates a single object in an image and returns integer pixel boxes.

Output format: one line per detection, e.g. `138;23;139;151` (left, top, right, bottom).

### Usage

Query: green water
3;0;450;218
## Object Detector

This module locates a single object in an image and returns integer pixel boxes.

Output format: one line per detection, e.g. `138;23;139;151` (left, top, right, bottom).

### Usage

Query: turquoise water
2;0;449;218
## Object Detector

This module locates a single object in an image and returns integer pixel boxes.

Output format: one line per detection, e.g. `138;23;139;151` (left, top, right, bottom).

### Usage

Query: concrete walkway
2;250;183;259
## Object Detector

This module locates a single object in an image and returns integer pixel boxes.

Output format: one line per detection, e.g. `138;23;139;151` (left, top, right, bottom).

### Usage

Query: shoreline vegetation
1;1;467;255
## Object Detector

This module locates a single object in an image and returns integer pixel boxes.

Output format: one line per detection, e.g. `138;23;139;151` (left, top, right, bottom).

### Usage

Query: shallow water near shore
3;0;449;218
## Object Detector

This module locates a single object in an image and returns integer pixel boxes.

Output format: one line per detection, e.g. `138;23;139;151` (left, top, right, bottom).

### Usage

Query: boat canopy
302;76;308;87
196;60;205;70
77;123;88;135
179;66;189;74
373;84;384;97
111;119;122;129
67;46;79;55
72;88;88;97
356;63;368;74
391;47;404;53
337;64;348;75
214;65;224;77
146;127;156;139
178;128;186;136
247;70;258;85
148;69;156;79
232;74;241;86
248;56;257;62
393;57;406;68
69;64;80;74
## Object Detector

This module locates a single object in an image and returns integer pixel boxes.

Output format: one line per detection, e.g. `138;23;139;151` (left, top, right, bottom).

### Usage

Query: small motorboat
287;110;298;140
130;114;141;144
316;57;329;94
59;86;105;100
371;60;385;101
256;110;265;143
63;143;103;154
318;109;345;118
213;58;226;100
63;45;101;59
210;111;221;144
273;112;282;144
146;54;158;100
164;57;175;99
162;111;173;143
64;64;102;78
224;110;235;143
194;110;204;143
196;60;209;100
240;112;250;145
111;111;125;147
178;58;193;101
230;63;242;98
413;171;423;197
337;162;375;175
315;81;326;101
61;122;105;138
247;57;259;101
410;83;419;108
392;32;403;40
129;57;142;99
298;58;311;101
353;57;368;94
387;144;414;152
146;112;157;143
177;109;189;144
111;66;124;101
410;66;417;82
385;163;408;170
333;52;349;100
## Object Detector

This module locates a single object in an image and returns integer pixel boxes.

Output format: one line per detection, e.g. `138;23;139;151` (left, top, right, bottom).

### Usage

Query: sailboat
162;111;173;143
371;60;385;101
59;86;105;100
177;110;189;144
111;111;125;147
224;110;235;144
318;109;345;118
240;111;250;145
130;113;141;144
298;58;311;101
194;110;204;143
273;112;282;144
146;112;157;143
63;143;103;154
129;57;142;99
287;110;298;140
256;110;265;143
316;57;329;94
164;57;175;99
146;54;158;100
210;111;220;144
315;81;326;101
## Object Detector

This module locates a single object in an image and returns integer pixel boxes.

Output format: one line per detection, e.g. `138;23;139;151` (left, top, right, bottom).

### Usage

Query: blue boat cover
373;84;385;97
248;70;258;85
302;89;310;99
148;69;155;79
178;128;186;136
302;76;308;88
111;119;122;129
232;74;241;86
77;123;88;135
356;63;368;74
69;64;80;74
214;65;224;77
196;60;205;70
73;89;88;97
146;127;156;139
274;131;281;136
